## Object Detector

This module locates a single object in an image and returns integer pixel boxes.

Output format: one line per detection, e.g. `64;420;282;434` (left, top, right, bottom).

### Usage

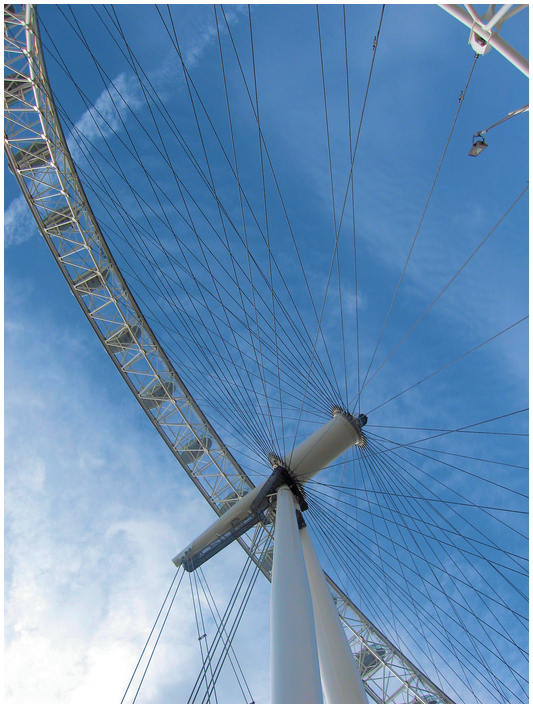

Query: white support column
270;486;323;704
300;525;368;704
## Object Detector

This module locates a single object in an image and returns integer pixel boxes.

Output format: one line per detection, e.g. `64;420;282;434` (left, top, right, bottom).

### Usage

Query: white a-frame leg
270;484;368;704
301;525;368;703
270;485;323;703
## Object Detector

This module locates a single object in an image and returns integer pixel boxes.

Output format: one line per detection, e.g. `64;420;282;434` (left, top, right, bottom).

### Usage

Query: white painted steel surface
300;526;368;704
438;4;529;76
270;487;323;704
172;481;266;566
285;412;364;482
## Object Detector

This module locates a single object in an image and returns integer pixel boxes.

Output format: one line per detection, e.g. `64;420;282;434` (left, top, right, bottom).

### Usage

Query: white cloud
4;194;38;248
67;73;144;163
181;5;246;71
4;301;272;704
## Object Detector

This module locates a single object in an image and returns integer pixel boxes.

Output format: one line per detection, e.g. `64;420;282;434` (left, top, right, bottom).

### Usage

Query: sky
4;3;529;705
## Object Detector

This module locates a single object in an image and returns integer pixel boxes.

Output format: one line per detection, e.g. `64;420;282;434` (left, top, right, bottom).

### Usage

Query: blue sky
5;4;529;704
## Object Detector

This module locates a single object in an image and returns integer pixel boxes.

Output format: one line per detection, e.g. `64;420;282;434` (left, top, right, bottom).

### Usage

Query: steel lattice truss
4;5;452;704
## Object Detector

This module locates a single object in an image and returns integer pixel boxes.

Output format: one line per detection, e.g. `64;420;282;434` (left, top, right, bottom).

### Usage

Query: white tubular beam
300;526;368;704
438;4;529;77
464;4;482;23
484;4;513;31
439;4;477;30
173;411;365;567
285;411;364;483
172;480;266;566
270;487;323;704
488;31;529;77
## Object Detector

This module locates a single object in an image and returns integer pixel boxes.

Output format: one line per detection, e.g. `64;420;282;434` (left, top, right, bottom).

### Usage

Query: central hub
273;406;368;484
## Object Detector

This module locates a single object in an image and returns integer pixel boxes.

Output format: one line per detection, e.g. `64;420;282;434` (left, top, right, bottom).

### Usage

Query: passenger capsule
410;694;439;704
43;204;81;231
4;73;33;106
178;434;212;466
106;324;141;353
13;141;50;170
355;643;387;676
73;264;110;292
141;379;175;409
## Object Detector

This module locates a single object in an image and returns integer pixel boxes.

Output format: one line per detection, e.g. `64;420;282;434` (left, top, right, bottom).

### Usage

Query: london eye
5;4;528;704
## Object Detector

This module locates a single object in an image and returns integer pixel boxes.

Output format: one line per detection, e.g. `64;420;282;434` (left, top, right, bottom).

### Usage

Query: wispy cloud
180;5;246;70
67;73;144;162
4;194;38;248
4;301;271;703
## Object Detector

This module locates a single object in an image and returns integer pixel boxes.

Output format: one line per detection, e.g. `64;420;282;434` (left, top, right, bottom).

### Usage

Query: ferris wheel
4;4;528;704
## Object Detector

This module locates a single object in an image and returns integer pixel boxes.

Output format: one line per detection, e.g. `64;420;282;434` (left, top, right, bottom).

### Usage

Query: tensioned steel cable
366;436;529;597
198;565;254;704
306;480;528;521
108;4;282;457
316;5;349;405
353;441;472;691
62;112;279;459
360;440;515;701
187;550;261;704
355;445;453;688
305;495;525;702
190;569;218;704
356;182;529;400
161;4;276;452
216;5;345;408
370;429;528;509
48;5;336;432
187;556;255;703
304;489;528;594
246;3;286;457
396;443;528;471
356;53;480;409
366;409;529;457
306;488;525;627
363;436;528;696
29;6;524;704
130;569;186;704
306;472;524;700
366;316;528;415
343;5;362;412
38;18;286;454
214;4;343;413
290;4;386;452
304;498;492;702
213;3;280;455
366;422;528;435
161;3;289;457
369;436;529;579
75;7;282;456
40;16;336;462
308;439;528;479
343;434;403;649
200;558;262;704
351;443;446;685
306;434;524;684
121;568;182;704
305;481;527;701
362;440;529;678
153;4;343;410
368;429;529;550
